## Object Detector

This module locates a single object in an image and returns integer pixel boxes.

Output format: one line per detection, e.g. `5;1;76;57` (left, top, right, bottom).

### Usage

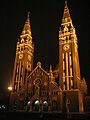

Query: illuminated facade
58;1;87;112
12;13;34;93
10;1;87;112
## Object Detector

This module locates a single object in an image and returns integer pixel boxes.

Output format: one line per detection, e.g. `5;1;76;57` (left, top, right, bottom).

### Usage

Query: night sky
0;0;90;95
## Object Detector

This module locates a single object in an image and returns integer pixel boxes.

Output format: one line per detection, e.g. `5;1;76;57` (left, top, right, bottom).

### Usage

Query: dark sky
0;0;90;95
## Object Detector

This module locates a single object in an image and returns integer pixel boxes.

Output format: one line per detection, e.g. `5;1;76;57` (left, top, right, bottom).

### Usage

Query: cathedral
10;1;87;112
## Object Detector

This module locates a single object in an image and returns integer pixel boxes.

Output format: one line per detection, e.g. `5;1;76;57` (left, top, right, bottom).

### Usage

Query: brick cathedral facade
10;1;87;112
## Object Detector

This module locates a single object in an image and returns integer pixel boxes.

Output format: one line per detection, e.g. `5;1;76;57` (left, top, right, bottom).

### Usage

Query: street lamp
8;86;12;91
8;86;12;111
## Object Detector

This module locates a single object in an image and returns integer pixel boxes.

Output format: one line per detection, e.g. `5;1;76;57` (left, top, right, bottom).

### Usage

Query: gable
27;62;49;84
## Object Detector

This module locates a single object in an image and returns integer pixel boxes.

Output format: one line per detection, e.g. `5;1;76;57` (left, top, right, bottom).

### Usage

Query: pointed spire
65;0;67;6
59;0;75;34
50;65;52;70
59;0;77;43
62;0;71;24
21;11;31;37
27;11;30;19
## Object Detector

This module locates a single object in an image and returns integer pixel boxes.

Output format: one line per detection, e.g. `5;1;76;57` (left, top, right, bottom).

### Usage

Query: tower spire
59;0;76;43
65;0;67;6
62;0;71;24
20;11;32;40
59;0;81;90
12;12;34;93
27;11;30;19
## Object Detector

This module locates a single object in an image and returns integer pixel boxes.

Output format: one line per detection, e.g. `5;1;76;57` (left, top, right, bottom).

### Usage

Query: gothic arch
43;101;48;111
32;100;40;111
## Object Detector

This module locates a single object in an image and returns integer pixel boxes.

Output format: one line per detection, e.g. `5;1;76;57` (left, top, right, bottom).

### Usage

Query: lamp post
8;86;12;111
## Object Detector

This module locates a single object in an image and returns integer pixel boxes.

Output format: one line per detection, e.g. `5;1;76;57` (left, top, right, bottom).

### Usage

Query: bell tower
59;1;85;112
59;1;81;91
12;12;34;92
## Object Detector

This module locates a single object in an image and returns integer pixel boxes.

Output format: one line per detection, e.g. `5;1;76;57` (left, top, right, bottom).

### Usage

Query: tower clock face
19;53;23;59
63;44;70;51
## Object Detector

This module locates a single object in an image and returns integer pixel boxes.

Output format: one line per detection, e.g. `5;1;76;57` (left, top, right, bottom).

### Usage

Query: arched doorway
32;100;40;111
26;101;31;111
52;100;58;111
43;101;48;111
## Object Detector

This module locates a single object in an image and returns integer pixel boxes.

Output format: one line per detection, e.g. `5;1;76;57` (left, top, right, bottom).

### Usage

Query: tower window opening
21;40;24;43
63;69;66;73
68;24;71;32
69;52;72;56
69;35;71;40
66;36;69;41
63;85;66;90
21;65;23;68
24;46;25;50
18;47;20;51
61;25;64;31
21;47;23;51
70;65;72;68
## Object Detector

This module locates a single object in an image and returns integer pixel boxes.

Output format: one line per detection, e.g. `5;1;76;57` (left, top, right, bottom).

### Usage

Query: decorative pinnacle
49;65;53;78
37;62;41;67
50;65;52;72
